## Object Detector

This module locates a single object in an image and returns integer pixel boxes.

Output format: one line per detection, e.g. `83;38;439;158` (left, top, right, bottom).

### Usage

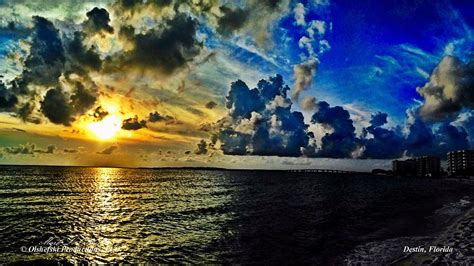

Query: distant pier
287;169;360;174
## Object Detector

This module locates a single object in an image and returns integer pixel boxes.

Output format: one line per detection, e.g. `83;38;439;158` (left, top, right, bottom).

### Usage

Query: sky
0;0;473;171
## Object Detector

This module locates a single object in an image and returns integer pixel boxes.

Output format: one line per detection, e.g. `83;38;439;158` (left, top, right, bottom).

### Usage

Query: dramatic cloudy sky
0;0;473;170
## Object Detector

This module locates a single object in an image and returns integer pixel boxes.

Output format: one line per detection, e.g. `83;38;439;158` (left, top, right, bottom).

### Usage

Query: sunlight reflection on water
17;166;237;263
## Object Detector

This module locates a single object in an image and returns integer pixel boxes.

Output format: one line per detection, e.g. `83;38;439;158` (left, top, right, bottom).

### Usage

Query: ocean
0;166;473;264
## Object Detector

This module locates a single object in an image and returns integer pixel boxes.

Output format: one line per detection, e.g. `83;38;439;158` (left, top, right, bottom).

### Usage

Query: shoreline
395;201;474;265
343;196;474;265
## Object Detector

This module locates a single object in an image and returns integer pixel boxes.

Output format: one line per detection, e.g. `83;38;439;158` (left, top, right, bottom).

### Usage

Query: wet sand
344;194;474;265
398;203;474;265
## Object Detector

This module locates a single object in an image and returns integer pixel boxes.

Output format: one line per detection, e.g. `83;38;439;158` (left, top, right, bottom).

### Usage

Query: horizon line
0;163;371;173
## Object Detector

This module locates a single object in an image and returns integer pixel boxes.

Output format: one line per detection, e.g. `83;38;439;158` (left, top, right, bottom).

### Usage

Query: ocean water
0;166;473;264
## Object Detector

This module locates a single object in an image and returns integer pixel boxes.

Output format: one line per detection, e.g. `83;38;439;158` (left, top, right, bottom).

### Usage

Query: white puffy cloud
293;3;306;26
417;55;474;121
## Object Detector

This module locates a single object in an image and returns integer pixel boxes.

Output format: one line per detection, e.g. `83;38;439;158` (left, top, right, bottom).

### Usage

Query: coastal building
392;159;417;176
392;156;441;177
448;150;474;177
415;156;441;177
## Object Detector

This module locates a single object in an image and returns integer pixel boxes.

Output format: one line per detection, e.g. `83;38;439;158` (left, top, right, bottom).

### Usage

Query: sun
87;115;122;140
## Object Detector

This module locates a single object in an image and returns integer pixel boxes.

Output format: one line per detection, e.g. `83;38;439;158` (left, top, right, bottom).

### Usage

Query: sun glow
87;115;122;140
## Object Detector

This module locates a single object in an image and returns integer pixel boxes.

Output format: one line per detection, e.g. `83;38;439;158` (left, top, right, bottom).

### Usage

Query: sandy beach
344;193;474;265
398;202;474;265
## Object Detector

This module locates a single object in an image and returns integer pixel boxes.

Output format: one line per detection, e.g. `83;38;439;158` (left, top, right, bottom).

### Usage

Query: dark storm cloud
67;32;102;71
117;13;201;74
217;6;249;35
209;0;291;46
218;128;249;155
70;81;97;114
258;74;290;102
417;56;474;121
311;101;359;158
436;122;469;154
2;1;294;127
225;80;265;120
403;112;470;158
1;1;290;126
122;116;147;130
404;114;436;156
40;88;73;126
83;7;114;35
17;103;35;122
215;74;472;159
0;80;17;111
1;15;101;124
0;21;31;38
369;112;387;127
11;16;65;94
23;16;65;85
361;110;468;159
260;0;284;9
40;81;97;126
115;0;172;10
113;0;286;46
217;75;310;157
194;139;208;155
148;111;174;123
97;146;118;155
92;106;109;121
362;112;405;159
61;8;110;74
115;0;142;9
207;72;474;159
255;109;308;156
205;101;217;109
151;0;173;7
0;18;57;118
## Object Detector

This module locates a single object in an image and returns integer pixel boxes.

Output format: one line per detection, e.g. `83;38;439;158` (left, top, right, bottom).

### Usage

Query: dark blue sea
0;166;472;264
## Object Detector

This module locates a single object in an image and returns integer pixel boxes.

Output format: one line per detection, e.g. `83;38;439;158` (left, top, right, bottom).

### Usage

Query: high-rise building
447;150;474;177
415;156;441;177
392;156;441;177
392;159;417;176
